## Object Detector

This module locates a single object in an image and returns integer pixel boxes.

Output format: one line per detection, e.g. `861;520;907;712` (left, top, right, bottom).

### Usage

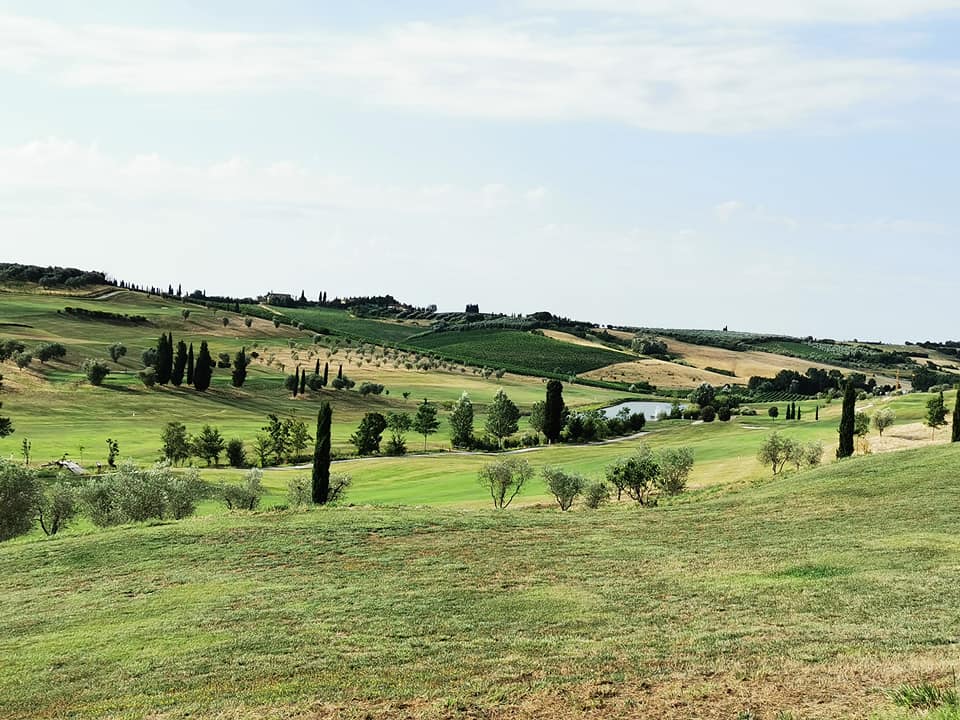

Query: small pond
601;400;684;421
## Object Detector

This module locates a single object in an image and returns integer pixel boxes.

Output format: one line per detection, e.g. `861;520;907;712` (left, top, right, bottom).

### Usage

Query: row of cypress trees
153;333;213;391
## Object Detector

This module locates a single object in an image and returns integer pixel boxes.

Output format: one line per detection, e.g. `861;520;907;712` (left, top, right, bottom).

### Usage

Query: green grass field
0;289;640;464
5;282;960;719
3;445;960;719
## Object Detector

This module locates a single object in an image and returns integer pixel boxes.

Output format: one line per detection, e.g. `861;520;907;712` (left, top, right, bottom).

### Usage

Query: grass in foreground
2;445;960;719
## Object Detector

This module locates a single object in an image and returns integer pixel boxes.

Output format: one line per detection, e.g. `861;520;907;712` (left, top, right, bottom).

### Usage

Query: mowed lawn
2;446;960;719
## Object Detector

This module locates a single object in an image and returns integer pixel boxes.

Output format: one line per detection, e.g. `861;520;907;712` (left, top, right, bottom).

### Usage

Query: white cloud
714;200;744;222
1;14;958;133
523;0;960;24
0;138;539;217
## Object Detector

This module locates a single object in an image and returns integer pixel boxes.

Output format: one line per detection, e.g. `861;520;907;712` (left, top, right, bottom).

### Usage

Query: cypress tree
337;364;343;380
292;367;299;397
231;348;249;388
299;370;307;395
952;385;960;443
155;334;171;385
171;340;188;386
543;380;565;443
815;405;819;421
193;341;213;391
323;362;329;386
315;359;320;376
186;343;195;385
312;402;332;504
837;381;856;459
165;333;175;382
797;406;802;421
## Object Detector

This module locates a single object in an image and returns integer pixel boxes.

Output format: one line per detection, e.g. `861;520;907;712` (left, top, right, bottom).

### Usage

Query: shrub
226;438;246;468
244;317;253;327
286;476;310;507
583;482;611;509
657;447;695;494
216;352;231;369
81;359;110;386
326;473;351;504
138;367;157;387
221;468;264;511
700;405;716;422
682;406;701;421
37;478;78;536
79;461;206;526
542;466;585;511
717;406;732;422
0;459;40;541
34;342;67;363
108;343;127;363
358;382;385;396
14;352;32;370
740;407;757;416
803;441;824;468
331;376;355;390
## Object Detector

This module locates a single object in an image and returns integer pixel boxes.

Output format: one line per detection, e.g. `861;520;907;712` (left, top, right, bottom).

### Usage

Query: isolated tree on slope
926;390;948;440
312;402;332;504
952;387;960;443
837;381;856;459
873;407;895;437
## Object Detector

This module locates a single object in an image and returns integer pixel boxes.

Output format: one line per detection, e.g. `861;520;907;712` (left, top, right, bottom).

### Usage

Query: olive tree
0;459;40;541
757;432;795;476
37;479;79;536
873;408;895;437
657;447;695;495
478;457;533;509
605;445;660;506
542;466;585;511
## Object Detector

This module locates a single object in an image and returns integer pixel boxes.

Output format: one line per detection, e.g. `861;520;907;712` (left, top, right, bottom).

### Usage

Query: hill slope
3;446;960;719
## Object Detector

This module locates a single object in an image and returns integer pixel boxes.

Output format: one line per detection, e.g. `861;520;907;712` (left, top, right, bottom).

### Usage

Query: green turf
2;445;960;718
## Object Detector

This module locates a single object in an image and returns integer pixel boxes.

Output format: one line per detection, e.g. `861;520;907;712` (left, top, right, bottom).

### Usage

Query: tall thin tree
953;385;960;443
186;343;195;385
544;379;565;444
171;340;188;386
837;381;856;459
193;341;213;391
312;402;332;503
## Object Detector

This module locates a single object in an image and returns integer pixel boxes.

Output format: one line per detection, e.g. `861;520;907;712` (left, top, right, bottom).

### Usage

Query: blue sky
1;1;959;341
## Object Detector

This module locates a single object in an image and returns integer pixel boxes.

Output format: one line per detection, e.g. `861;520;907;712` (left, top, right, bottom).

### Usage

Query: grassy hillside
408;328;629;376
3;446;960;719
0;288;635;464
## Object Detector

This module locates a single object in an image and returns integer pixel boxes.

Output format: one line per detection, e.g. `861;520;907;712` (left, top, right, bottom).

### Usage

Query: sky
1;1;959;342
